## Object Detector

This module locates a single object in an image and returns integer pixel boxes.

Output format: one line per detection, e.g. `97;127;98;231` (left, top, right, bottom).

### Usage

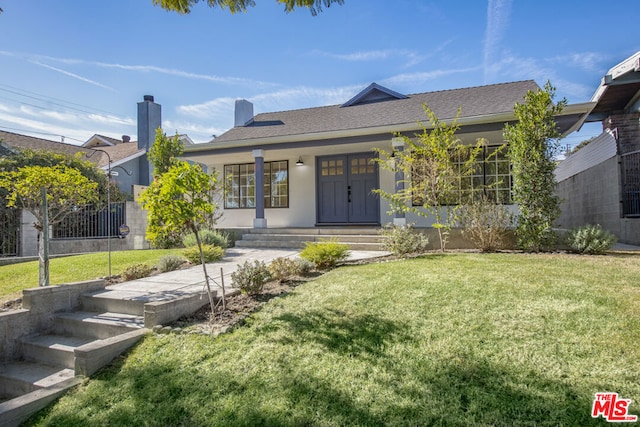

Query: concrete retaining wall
0;280;105;363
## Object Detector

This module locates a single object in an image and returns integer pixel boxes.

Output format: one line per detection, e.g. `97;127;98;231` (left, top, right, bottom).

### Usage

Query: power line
0;125;86;144
0;83;130;121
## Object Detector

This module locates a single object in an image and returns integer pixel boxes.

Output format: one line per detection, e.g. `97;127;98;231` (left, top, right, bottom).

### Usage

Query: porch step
54;311;144;339
235;228;384;251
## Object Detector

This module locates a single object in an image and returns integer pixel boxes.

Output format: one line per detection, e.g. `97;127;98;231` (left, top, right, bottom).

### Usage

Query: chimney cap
143;95;154;102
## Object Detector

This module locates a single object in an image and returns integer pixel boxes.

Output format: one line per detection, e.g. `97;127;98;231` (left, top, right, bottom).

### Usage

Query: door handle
347;185;351;203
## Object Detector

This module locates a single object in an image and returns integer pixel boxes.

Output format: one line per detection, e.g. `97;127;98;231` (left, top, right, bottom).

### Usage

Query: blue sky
1;0;639;148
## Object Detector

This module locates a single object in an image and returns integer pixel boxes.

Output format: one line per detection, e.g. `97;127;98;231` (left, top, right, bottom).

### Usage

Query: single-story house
182;81;589;231
556;51;640;244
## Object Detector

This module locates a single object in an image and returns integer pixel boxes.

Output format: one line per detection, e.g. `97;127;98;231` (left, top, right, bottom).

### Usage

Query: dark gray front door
316;153;379;224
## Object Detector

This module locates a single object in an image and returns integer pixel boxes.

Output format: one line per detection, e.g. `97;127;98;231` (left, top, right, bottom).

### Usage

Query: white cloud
30;61;116;91
483;0;512;83
491;53;593;100
312;41;454;69
549;52;607;73
380;67;480;87
177;97;236;120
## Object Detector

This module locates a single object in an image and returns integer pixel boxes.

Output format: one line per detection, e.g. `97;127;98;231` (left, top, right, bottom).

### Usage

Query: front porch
226;226;481;251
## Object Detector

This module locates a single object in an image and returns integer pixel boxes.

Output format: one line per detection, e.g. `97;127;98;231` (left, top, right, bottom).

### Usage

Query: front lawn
28;252;640;426
0;249;178;301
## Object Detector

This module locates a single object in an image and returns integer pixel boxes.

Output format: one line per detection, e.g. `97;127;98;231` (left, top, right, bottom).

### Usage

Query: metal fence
621;151;640;217
0;205;20;257
53;202;126;239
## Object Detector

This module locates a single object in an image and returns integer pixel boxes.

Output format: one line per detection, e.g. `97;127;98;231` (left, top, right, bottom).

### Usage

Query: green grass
28;252;640;426
0;249;178;300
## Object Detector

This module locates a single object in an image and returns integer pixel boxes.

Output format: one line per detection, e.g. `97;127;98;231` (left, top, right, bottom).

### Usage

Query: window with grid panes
224;161;289;209
412;145;512;206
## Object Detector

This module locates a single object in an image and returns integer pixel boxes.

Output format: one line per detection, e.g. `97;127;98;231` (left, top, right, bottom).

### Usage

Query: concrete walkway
102;247;391;305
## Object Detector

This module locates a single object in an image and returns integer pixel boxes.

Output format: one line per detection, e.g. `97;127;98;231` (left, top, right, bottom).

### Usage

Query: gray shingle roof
213;80;539;143
0;130;143;167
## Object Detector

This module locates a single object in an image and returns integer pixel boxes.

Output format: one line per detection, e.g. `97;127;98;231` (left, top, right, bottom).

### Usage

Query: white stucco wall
205;138;515;229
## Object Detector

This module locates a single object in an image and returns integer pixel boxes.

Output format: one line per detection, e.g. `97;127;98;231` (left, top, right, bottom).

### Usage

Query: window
412;145;512;206
224;161;289;209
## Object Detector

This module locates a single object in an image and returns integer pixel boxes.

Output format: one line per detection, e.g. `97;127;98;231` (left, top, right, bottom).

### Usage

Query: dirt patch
168;277;312;335
0;297;22;312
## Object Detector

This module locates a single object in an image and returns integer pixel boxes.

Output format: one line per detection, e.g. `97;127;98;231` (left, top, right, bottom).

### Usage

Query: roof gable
342;83;408;107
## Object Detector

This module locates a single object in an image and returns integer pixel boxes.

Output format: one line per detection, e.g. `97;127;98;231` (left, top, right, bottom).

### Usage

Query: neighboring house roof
0;129;144;169
210;80;540;145
0;141;16;157
586;51;640;122
0;129;89;158
83;134;130;148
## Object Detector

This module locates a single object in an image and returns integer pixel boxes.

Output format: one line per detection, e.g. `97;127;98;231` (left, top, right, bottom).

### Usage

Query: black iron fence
0;205;20;257
53;202;126;239
621;151;640;217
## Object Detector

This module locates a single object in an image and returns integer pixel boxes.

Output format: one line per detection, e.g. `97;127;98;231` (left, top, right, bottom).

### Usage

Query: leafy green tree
148;128;184;176
152;0;343;15
0;148;125;205
503;81;566;252
144;130;187;248
138;160;221;311
0;165;98;285
375;106;483;252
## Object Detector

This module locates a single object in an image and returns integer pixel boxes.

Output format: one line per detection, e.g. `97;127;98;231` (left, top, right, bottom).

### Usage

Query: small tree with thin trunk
375;105;483;252
503;81;566;252
0;165;98;285
138;160;222;312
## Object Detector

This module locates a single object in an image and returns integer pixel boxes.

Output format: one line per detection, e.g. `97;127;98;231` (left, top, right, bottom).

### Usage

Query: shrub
182;229;229;249
566;224;616;255
379;223;430;256
183;244;225;264
457;196;514;252
293;258;314;276
300;239;349;270
122;263;154;281
231;260;272;295
157;255;186;273
268;257;299;283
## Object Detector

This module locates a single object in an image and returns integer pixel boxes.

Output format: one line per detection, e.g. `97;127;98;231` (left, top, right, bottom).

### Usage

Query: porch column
253;149;267;228
392;137;407;227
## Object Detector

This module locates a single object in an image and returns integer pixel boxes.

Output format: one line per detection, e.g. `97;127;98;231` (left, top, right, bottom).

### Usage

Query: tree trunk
39;187;50;286
193;225;215;316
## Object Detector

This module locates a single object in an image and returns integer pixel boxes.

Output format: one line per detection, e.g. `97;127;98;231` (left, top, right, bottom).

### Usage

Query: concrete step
235;239;383;251
20;335;95;369
245;227;380;236
82;291;145;316
0;362;75;401
54;311;144;339
241;233;383;243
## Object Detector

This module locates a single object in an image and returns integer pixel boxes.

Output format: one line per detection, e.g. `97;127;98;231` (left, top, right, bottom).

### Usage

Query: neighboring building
0;95;176;257
183;81;588;230
556;51;640;244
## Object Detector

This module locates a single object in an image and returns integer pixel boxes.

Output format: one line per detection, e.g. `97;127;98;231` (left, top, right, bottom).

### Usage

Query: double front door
316;153;379;224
